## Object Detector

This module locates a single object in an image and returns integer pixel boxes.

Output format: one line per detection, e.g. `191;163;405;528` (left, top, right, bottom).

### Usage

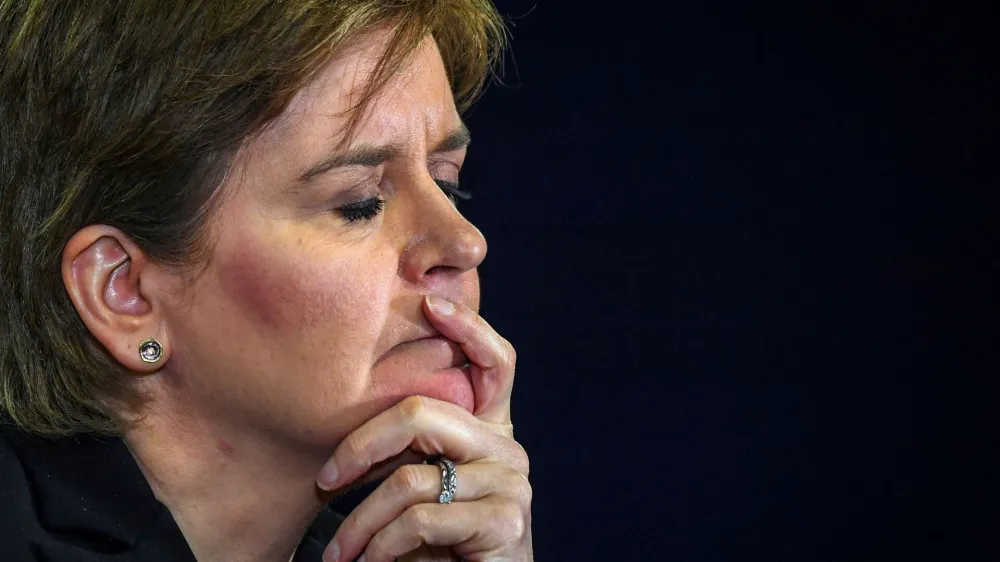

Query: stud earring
138;338;163;364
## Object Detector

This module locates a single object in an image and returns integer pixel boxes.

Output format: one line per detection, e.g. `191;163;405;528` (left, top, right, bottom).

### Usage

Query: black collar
0;425;345;561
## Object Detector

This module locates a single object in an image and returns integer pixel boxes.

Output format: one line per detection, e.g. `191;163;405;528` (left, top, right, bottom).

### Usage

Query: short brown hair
0;0;506;437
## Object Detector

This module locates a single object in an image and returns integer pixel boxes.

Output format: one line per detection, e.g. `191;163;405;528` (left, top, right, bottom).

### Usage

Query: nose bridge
398;176;487;283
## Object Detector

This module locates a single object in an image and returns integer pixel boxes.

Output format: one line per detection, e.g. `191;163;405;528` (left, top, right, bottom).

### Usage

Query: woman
0;1;532;561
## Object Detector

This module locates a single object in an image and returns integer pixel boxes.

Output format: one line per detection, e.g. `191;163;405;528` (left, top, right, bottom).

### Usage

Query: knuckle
474;313;492;333
337;512;363;537
492;500;527;543
510;441;530;476
501;337;517;365
390;463;430;496
398;395;429;423
341;432;370;462
402;504;433;535
508;469;533;507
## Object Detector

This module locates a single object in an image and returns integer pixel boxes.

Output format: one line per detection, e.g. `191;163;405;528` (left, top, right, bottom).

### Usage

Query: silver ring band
436;457;458;504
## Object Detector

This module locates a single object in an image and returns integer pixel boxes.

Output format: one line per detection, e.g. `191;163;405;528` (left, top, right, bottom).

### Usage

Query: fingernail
426;294;455;316
317;461;338;491
323;541;340;562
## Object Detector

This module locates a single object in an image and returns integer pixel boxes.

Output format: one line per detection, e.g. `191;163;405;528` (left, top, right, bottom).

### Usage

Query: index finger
316;395;526;492
423;295;516;426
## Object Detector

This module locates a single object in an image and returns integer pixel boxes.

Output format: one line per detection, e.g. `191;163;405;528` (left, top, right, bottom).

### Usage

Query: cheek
215;241;389;341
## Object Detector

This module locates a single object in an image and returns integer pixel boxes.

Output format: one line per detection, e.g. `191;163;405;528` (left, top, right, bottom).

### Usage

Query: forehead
263;30;459;150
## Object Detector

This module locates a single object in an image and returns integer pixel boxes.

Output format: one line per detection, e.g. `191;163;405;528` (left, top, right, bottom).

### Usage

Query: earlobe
62;225;169;372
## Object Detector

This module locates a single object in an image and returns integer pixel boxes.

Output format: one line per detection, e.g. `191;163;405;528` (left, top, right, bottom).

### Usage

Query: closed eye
436;179;471;204
333;178;471;224
336;196;385;223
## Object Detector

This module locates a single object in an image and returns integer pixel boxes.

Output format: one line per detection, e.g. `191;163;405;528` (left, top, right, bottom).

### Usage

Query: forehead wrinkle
243;34;459;199
353;36;454;145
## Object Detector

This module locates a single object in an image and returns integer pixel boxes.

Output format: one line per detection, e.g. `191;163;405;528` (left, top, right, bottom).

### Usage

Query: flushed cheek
215;243;389;346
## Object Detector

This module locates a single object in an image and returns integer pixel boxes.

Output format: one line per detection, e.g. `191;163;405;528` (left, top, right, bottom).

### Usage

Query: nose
398;177;487;288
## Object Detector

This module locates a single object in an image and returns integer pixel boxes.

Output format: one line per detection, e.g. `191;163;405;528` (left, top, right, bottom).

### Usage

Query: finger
317;396;529;492
359;499;527;562
423;295;516;425
330;462;530;562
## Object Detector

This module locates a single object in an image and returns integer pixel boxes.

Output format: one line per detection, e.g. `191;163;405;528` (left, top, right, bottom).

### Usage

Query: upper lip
380;294;472;364
396;325;444;347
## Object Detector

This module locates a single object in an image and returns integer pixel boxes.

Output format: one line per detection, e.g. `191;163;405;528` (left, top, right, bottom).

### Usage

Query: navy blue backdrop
432;1;994;560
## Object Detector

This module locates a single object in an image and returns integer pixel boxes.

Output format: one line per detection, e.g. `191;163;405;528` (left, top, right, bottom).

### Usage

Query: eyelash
336;179;472;224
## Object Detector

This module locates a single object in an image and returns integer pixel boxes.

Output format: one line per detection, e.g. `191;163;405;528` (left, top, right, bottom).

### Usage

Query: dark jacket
0;425;350;561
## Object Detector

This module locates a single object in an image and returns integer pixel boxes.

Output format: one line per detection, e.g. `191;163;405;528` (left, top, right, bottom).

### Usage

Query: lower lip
373;337;475;414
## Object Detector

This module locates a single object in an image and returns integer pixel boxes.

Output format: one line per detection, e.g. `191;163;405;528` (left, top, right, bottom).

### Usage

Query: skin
61;29;531;562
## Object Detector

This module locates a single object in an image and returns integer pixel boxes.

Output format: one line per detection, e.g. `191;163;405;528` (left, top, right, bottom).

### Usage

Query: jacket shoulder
0;426;43;560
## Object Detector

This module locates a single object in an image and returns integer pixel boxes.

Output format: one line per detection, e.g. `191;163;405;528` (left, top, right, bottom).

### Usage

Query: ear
62;225;170;373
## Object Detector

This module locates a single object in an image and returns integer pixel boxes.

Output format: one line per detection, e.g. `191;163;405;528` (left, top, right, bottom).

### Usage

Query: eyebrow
296;124;472;183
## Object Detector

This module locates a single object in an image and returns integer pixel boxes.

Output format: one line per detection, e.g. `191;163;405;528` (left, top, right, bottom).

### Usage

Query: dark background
456;1;994;560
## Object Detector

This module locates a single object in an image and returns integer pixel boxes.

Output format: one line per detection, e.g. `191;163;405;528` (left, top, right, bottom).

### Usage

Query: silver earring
138;338;163;364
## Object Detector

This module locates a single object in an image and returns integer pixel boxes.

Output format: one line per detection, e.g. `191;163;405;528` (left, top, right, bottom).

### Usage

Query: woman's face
155;31;485;447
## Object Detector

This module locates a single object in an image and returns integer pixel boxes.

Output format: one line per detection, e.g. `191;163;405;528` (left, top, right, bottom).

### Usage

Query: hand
316;295;532;562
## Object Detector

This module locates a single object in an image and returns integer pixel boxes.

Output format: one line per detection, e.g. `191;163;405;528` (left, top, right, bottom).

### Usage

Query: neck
122;391;332;562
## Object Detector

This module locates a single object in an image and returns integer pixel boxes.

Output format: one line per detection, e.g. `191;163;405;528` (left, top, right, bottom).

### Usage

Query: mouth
371;330;476;413
371;326;476;413
379;335;469;370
